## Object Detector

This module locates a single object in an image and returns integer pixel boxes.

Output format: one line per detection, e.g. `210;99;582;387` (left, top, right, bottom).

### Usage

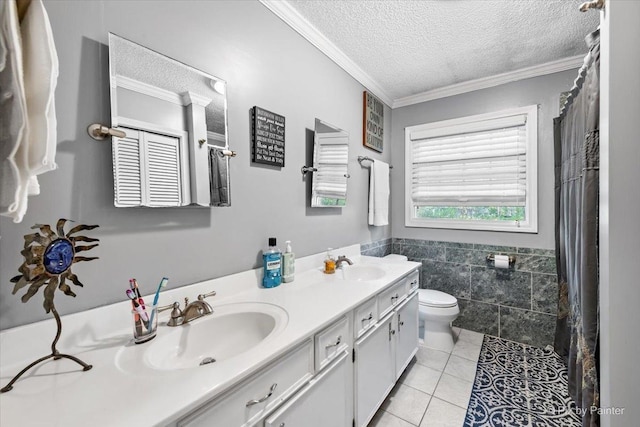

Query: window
405;105;538;232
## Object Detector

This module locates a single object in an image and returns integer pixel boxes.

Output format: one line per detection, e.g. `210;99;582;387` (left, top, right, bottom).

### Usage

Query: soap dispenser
262;238;282;288
324;248;336;274
282;241;295;283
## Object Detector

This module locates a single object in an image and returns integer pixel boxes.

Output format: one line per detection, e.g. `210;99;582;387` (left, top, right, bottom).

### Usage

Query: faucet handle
158;301;180;313
158;301;183;326
197;290;217;301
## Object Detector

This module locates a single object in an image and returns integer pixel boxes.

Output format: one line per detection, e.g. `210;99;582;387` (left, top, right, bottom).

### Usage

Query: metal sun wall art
1;218;100;393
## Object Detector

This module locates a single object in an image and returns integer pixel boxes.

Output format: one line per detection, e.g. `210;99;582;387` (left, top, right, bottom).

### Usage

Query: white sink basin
116;302;288;372
340;264;386;281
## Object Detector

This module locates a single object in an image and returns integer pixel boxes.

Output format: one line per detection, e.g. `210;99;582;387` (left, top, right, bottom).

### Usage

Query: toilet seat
418;289;458;308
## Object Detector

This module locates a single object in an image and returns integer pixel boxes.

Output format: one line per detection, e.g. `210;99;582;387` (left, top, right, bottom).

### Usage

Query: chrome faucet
158;290;216;326
335;255;353;269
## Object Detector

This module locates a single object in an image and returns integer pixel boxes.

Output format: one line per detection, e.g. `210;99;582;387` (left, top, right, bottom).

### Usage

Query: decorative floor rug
464;336;582;427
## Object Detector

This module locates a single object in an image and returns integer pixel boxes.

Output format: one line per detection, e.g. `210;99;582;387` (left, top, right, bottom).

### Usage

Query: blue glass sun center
43;239;74;274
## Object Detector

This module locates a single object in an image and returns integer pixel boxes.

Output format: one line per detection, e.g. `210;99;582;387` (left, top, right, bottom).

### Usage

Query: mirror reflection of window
108;33;230;207
311;119;349;207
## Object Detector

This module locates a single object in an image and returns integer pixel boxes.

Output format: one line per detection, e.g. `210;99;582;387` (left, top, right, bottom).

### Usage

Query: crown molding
259;0;393;107
259;0;583;110
393;55;585;108
115;75;183;106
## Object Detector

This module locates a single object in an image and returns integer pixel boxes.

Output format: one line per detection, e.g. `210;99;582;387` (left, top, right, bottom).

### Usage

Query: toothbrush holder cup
131;304;158;344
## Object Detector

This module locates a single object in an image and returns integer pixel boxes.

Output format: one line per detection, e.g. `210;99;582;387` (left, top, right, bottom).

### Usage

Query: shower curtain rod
579;0;604;12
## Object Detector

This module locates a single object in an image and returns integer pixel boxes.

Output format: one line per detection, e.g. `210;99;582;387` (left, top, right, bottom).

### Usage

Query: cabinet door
265;351;351;427
394;292;419;379
355;312;395;427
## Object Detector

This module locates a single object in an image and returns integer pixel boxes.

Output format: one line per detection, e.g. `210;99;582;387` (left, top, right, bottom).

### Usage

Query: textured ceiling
285;0;599;102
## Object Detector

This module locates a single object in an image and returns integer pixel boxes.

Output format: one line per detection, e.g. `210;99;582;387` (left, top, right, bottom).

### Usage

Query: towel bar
357;156;393;169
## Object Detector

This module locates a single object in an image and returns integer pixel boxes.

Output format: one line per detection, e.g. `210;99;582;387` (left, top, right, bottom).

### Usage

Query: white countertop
0;245;420;426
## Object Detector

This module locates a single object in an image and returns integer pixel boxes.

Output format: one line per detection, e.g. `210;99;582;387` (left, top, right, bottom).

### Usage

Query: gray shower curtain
553;29;600;427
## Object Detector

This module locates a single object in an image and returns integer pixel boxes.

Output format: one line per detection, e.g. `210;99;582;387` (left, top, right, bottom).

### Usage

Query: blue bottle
262;237;282;288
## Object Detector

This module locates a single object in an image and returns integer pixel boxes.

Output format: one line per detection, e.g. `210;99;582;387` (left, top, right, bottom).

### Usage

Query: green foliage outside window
415;206;525;222
318;197;346;206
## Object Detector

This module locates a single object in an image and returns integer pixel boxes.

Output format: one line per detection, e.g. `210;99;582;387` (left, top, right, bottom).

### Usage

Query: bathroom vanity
0;245;419;427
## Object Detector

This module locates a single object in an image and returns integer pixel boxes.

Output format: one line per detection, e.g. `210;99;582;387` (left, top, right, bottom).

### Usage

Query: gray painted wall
390;70;579;250
0;0;391;330
600;1;640;425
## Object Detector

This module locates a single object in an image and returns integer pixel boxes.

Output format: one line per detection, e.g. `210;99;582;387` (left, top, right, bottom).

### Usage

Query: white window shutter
143;132;182;207
112;130;142;207
112;128;183;207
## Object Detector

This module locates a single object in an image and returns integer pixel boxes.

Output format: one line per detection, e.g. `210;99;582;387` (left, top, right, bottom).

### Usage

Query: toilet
381;254;460;351
418;289;459;351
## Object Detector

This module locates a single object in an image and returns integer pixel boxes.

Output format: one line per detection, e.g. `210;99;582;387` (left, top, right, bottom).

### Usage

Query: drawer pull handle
246;383;277;407
398;313;404;327
391;293;399;302
325;335;342;349
361;313;373;323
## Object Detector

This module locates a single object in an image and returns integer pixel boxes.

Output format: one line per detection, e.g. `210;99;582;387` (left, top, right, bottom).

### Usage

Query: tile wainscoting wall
361;238;558;348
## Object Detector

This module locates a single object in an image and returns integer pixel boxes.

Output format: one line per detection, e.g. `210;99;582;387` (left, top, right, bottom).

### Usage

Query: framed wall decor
363;91;384;152
251;106;285;167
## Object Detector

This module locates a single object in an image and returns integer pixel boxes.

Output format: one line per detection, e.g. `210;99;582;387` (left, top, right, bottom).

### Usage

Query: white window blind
409;114;527;206
312;133;349;199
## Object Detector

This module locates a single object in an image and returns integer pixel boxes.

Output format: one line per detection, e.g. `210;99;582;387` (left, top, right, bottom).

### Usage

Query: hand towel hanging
368;159;389;226
209;147;230;206
0;0;30;223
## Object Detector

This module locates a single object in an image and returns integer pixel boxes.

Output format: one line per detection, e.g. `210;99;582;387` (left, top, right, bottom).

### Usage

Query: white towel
0;0;30;222
22;0;59;190
368;159;389;226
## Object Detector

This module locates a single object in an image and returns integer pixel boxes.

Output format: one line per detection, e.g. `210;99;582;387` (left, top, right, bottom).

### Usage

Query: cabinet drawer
178;339;314;427
406;270;419;293
378;278;407;318
264;351;351;427
354;297;377;339
315;316;349;371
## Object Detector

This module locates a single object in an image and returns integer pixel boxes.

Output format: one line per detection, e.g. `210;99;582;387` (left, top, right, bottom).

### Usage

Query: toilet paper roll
494;254;510;269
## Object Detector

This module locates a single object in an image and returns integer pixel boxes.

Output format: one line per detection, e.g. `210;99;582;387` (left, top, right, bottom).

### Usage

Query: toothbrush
151;277;169;306
148;277;169;327
132;278;145;308
126;289;149;323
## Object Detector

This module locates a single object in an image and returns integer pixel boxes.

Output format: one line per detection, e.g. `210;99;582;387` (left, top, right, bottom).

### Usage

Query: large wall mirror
108;33;230;207
311;119;349;207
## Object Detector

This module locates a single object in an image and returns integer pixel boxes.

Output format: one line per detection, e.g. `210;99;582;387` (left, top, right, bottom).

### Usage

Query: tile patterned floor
463;336;581;427
369;327;483;427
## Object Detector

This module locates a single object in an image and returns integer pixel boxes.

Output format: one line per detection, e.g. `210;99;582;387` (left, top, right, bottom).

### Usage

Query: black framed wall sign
363;91;384;153
251;106;285;167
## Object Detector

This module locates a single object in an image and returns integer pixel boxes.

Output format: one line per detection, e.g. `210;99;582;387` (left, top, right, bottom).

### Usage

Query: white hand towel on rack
21;0;59;194
0;0;30;223
368;159;389;226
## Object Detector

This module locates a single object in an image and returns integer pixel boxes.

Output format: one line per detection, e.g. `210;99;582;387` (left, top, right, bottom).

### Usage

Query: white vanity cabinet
354;312;396;426
175;267;419;427
393;292;419;379
354;271;420;427
264;351;351;427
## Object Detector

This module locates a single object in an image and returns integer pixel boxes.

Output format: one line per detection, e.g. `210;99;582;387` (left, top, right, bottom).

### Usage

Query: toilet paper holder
486;253;516;268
